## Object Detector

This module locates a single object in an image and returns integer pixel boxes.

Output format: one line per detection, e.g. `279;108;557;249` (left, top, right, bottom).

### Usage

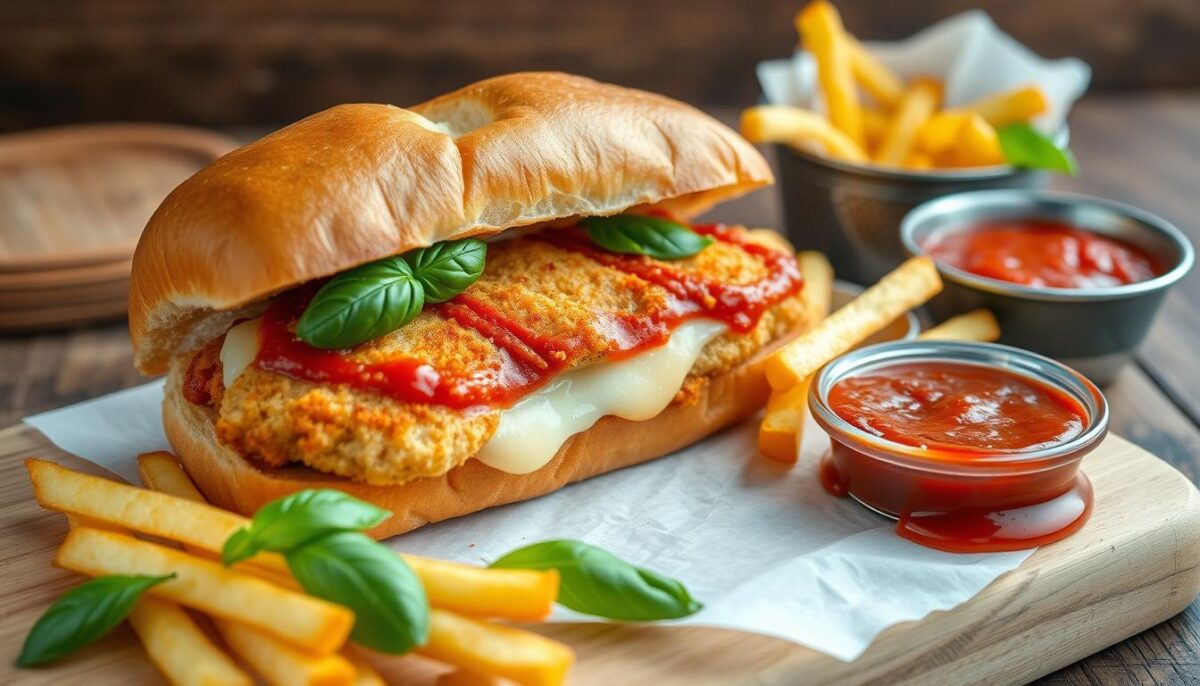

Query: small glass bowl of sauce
809;340;1108;553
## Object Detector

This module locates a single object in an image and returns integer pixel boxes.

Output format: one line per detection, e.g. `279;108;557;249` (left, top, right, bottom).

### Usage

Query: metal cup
900;189;1194;384
775;143;1054;285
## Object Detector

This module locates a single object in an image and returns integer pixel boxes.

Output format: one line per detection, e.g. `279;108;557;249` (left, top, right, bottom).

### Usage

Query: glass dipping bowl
809;340;1109;553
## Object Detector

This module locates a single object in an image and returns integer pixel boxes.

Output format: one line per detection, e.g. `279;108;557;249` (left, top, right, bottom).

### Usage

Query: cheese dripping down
219;318;727;474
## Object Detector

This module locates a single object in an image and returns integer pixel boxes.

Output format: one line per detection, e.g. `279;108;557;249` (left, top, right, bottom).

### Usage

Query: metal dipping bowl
775;138;1060;285
901;190;1194;385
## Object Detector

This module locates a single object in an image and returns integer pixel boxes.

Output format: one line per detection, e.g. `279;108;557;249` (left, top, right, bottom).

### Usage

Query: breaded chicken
185;227;810;485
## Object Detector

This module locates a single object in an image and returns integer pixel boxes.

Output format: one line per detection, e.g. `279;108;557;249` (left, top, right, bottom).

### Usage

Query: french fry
54;527;354;655
215;618;357;686
918;85;1049;156
796;1;864;146
139;454;561;621
30;458;282;572
741;106;868;162
758;377;813;463
136;455;571;684
129;597;253;686
757;249;836;462
407;557;559;622
132;454;294;576
903;152;934;171
64;473;253;686
66;495;252;686
797;251;835;325
137;455;364;686
916;111;970;156
874;79;941;166
919;309;1001;342
138;451;207;501
963;84;1049;127
138;453;296;583
64;512;124;533
861;107;890;150
765;257;942;390
344;649;388;686
41;457;559;623
942;114;1004;168
847;36;904;109
418;609;575;686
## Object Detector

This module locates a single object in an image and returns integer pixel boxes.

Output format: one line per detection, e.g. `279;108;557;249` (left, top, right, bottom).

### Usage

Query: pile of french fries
27;455;574;686
758;255;1002;462
741;0;1050;170
20;246;1006;683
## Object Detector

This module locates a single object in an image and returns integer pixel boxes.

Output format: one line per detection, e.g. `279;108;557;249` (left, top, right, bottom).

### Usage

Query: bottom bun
164;332;799;540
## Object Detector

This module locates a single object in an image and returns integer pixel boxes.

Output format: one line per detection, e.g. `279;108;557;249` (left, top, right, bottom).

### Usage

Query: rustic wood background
2;0;1198;131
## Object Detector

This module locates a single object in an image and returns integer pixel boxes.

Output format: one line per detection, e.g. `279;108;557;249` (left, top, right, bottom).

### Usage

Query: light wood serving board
1;422;1198;686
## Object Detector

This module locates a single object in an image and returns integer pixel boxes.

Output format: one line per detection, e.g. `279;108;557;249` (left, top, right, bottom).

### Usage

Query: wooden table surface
1;93;1197;684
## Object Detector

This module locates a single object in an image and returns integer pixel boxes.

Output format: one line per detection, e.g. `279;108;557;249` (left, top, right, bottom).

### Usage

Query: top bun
129;72;773;374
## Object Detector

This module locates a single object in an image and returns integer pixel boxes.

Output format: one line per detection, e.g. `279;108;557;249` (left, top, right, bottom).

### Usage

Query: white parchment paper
757;10;1091;134
26;382;1033;661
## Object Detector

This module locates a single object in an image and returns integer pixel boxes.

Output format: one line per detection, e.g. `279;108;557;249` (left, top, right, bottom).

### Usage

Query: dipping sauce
922;219;1162;289
810;343;1107;554
828;361;1087;454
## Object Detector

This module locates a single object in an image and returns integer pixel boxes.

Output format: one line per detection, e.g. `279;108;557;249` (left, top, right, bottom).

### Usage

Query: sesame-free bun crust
163;331;795;539
130;72;773;374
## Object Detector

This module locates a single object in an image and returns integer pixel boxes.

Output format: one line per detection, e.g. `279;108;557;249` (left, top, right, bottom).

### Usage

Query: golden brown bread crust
164;329;801;539
130;72;773;374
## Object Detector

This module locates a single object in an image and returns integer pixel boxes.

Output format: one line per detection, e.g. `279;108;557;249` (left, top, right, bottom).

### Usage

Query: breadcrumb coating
188;228;808;484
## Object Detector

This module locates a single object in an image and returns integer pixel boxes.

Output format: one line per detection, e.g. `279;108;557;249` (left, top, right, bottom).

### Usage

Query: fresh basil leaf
582;215;713;261
223;489;391;566
490;539;702;621
404;238;487;303
286;532;429;653
17;574;173;667
296;257;424;349
997;123;1078;175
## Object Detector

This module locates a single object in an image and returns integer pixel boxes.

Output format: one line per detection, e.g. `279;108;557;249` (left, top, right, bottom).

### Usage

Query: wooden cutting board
1;422;1197;686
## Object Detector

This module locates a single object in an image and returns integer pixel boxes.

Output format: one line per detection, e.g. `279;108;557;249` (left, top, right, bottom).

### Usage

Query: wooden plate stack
0;124;238;332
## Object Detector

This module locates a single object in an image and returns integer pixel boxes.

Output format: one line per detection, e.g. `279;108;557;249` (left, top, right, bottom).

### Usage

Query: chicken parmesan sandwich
129;72;824;538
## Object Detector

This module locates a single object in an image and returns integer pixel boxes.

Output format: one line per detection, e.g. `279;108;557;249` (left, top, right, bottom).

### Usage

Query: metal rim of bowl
775;127;1070;183
899;189;1195;302
833;280;920;340
809;339;1110;473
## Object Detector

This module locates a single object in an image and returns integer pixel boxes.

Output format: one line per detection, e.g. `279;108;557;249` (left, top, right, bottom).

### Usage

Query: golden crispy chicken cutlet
182;225;810;485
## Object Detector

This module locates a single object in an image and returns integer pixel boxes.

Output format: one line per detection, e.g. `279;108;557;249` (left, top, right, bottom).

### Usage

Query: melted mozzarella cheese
220;318;262;390
218;316;728;475
475;319;728;474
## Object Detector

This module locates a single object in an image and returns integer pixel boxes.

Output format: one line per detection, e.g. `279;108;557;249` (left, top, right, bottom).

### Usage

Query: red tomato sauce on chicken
921;219;1161;289
251;223;803;410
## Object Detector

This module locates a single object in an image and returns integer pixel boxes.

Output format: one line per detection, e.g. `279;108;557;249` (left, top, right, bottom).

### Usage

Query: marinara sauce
810;345;1107;553
246;223;802;410
921;219;1162;289
828;362;1087;454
